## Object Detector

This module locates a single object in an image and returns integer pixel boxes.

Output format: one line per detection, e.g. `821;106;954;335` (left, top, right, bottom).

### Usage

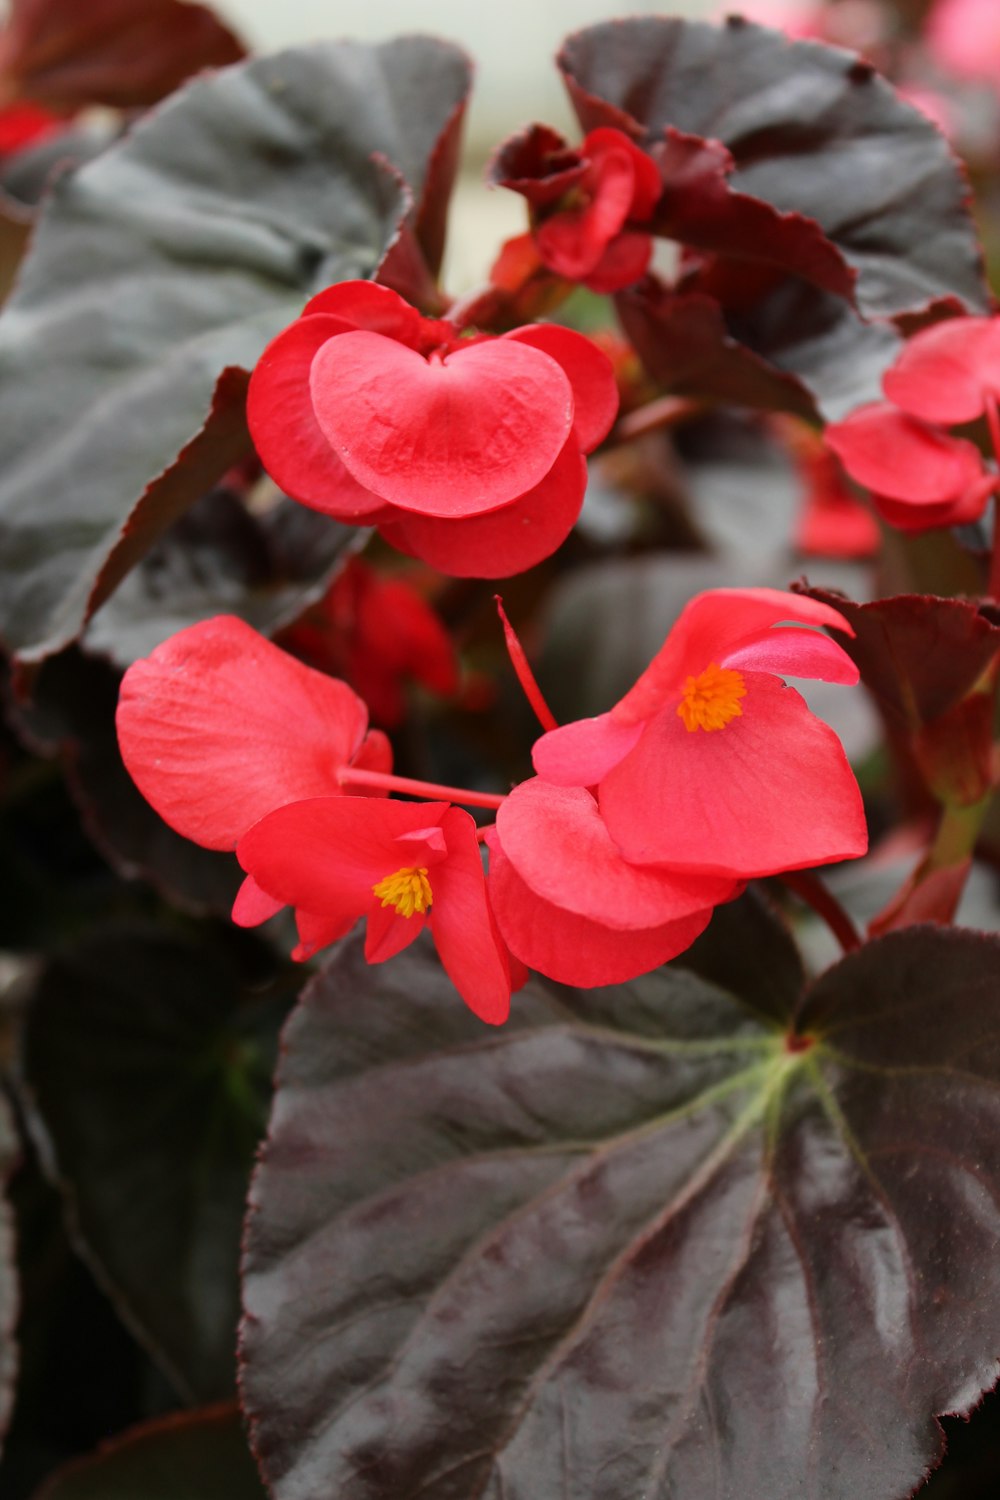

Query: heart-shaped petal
377;438;586;576
248;315;388;519
309;331;574;517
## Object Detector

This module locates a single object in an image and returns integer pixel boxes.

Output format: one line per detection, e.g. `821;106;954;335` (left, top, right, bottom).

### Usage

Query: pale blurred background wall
209;1;713;287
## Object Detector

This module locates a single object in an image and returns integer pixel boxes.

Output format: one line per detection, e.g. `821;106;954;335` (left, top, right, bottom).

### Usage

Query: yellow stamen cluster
372;865;433;918
677;662;747;733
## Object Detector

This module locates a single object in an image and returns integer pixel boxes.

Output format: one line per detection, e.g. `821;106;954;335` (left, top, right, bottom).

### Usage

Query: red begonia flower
493;124;661;294
487;778;739;986
532;588;867;877
247;281;618;577
237;797;512;1024
116;614;391;853
487;834;717;989
779;421;880;559
826;318;1000;532
281;558;458;728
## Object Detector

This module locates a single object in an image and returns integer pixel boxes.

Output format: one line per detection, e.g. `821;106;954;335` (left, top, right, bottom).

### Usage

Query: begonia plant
4;4;1000;1500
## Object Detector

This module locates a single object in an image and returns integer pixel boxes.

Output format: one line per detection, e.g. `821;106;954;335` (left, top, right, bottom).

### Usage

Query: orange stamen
677;662;746;733
371;866;433;918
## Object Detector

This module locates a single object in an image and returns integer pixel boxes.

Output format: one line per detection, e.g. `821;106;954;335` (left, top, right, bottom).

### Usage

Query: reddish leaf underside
241;905;1000;1500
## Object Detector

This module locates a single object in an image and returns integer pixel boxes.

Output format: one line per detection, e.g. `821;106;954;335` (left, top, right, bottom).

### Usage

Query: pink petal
231;874;283;927
825;404;987;505
309;332;573;517
237;796;449;913
116;617;373;850
247;315;388;518
293;908;359;962
600;674;868;877
428;808;511;1025
612;588;854;727
353;728;394;776
488;839;714;988
302;279;424;345
535;144;635;278
722;626;859;683
504;324;619;452
377;440;586;578
365;900;426;963
582;128;661;219
583;231;654;294
872;475;996;531
532;713;644;786
882;316;1000;424
496;778;738;928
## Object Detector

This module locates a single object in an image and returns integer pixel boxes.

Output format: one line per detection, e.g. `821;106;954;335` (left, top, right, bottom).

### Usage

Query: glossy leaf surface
242;912;1000;1499
23;928;286;1400
85;488;359;667
559;16;987;319
0;36;470;660
13;649;242;914
30;1405;264;1500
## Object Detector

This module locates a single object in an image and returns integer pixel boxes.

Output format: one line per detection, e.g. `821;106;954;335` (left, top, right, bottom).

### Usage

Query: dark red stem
778;870;862;954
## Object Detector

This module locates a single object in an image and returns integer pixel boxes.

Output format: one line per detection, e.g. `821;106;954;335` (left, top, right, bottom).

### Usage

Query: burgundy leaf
558;15;987;319
0;0;246;114
241;910;1000;1499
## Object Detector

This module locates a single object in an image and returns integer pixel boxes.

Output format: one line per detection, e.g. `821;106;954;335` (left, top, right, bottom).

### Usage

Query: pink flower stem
777;870;862;954
495;595;559;732
337;765;507;811
985;393;1000;601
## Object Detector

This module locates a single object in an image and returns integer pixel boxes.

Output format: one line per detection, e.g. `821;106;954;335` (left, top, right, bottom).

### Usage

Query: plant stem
778;870;862;954
610;394;702;445
338;765;506;811
495;595;558;732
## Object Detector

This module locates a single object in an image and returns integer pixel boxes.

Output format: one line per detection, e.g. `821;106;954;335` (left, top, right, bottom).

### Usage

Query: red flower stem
986;394;1000;601
337;765;506;811
778;870;862;954
495;595;559;732
610;395;702;445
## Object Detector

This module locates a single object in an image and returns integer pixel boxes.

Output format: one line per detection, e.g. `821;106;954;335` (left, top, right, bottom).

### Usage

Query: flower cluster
491;124;662;294
117;589;866;1022
247;280;618;578
826;316;1000;531
487;589;867;986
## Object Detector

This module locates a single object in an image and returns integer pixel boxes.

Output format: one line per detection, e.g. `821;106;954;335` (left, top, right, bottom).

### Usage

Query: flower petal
232;874;283;927
488;838;714;987
378;439;586;578
826;404;987;505
365;901;426;963
532;712;643;785
428;808;511;1025
247;315;388;518
310;332;574;516
116;617;373;849
496;778;737;927
612;588;854;726
302;279;424;345
600;674;868;876
722;626;859;683
293;908;359;962
882;316;1000;425
237;796;449;912
504;324;619;451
